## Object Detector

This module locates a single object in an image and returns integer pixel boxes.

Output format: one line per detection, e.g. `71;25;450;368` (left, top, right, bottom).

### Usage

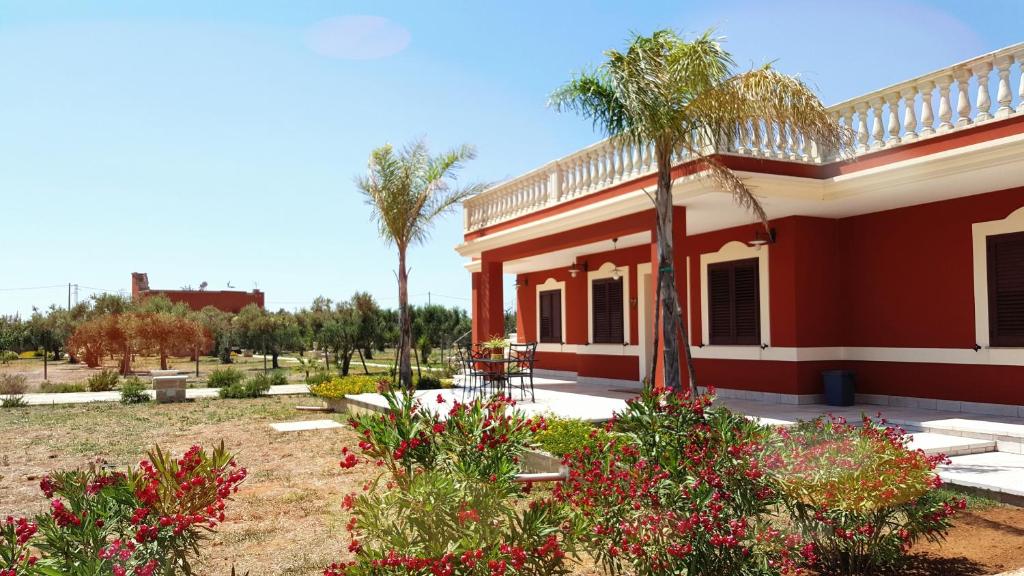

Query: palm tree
551;30;848;395
357;139;486;389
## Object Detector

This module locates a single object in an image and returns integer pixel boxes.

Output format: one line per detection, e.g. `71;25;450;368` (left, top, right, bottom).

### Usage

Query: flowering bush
309;375;385;399
326;388;574;575
0;443;245;576
531;415;615;458
777;416;964;574
556;387;813;576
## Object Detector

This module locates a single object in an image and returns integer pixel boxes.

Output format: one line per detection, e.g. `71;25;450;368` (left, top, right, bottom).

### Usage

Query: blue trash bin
822;370;855;406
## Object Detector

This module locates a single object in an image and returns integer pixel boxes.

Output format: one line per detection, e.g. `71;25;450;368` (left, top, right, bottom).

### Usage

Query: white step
940;451;1024;500
907;432;995;457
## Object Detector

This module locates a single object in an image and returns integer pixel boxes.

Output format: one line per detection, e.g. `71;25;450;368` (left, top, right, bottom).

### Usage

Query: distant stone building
131;272;264;313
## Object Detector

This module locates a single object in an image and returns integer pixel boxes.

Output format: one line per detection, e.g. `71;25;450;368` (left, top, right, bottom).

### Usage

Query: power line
0;284;66;292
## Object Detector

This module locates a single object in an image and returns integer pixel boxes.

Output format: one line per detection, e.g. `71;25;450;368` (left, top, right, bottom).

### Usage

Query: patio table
471;357;520;399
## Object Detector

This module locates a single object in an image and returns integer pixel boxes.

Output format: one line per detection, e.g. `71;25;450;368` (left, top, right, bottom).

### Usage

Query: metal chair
457;346;487;401
506;342;537;402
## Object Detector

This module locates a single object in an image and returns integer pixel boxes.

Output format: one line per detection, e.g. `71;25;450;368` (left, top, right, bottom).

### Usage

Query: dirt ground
1;397;1022;576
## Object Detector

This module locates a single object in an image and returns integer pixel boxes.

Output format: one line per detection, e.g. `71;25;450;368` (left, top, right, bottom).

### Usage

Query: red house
457;44;1024;415
131;272;264;313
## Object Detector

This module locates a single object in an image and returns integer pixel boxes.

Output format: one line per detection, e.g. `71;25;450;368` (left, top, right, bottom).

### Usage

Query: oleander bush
86;369;120;392
777;416;965;575
119;376;150;405
555;387;814;576
532;415;614;458
0;443;245;575
39;381;87;394
325;389;571;575
207;367;245;389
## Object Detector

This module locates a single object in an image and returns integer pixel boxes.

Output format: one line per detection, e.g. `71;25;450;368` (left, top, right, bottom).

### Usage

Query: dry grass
0;395;367;575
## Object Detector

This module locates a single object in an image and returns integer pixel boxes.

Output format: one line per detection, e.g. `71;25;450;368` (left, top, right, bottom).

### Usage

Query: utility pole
68;283;71;309
428;292;431;306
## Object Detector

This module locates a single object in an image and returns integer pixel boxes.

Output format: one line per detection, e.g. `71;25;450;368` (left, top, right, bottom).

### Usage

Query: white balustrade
464;43;1024;232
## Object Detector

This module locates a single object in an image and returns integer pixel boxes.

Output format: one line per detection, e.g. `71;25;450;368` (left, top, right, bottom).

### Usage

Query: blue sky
1;0;1020;316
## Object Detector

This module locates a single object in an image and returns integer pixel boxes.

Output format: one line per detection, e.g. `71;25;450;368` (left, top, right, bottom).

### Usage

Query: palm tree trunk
397;247;414;389
653;144;697;395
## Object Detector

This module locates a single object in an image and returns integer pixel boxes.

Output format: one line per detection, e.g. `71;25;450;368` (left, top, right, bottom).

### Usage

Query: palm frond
698;155;768;227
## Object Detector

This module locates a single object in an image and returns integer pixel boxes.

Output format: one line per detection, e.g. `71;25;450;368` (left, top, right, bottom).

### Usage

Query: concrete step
907;432;995;457
940;451;1024;506
919;418;1024;455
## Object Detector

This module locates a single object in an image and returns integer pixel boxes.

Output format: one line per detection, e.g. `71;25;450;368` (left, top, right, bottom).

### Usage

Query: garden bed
1;397;1023;575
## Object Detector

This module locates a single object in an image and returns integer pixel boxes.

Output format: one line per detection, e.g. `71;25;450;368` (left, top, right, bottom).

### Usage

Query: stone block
152;375;187;403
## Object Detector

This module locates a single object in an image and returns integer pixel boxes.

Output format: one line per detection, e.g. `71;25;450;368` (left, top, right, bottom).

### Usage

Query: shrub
414;375;446;390
266;370;288;387
0;350;18;364
777;416;965;574
207;367;245;388
119;376;150;405
0;373;29;396
309;374;386;399
39;381;87;393
556;387;813;576
86;369;120;392
326;390;569;575
18;350;37;359
305;371;332;386
1;395;27;408
532;415;613;457
218;373;273;399
0;444;245;576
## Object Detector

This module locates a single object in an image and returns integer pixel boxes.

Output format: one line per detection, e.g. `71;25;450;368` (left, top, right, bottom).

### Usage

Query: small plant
207;367;245;388
481;334;507;357
414;375;445;390
532;415;613;457
777;415;965;575
0;373;29;396
0;350;18;364
119;376;150;405
305;371;332;386
1;394;28;408
218;373;273;399
39;381;87;394
86;369;120;392
266;370;288;387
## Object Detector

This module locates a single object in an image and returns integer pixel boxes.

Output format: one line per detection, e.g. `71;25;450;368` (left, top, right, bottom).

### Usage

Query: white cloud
305;15;410;60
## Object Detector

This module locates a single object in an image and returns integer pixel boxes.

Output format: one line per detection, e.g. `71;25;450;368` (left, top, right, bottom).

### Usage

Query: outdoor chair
457;347;488;401
506;342;537;402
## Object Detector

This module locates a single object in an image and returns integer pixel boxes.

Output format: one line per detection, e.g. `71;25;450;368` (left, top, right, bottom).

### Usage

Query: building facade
457;44;1024;414
131;272;264;313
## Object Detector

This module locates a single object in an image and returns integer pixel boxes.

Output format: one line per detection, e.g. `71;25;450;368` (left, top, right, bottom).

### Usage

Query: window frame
591;276;625;344
987;230;1024;347
707;257;761;346
538;289;563;344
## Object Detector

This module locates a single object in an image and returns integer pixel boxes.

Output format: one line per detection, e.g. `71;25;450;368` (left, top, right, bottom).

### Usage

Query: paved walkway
19;384;310;406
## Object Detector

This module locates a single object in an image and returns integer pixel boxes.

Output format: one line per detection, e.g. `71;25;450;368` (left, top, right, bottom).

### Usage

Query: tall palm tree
357;139;486;389
551;30;848;395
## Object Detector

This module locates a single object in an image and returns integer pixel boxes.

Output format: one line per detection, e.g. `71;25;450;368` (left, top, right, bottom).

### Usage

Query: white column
900;87;918;141
855;103;869;153
973;61;993;122
870;98;885;149
885;93;902;146
937;75;954;132
917;81;935;137
994;55;1014;118
954;69;973;127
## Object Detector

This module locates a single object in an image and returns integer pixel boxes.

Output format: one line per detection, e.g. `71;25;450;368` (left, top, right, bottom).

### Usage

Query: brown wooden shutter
988;231;1024;347
592;278;624;344
708;258;760;345
539;290;562;343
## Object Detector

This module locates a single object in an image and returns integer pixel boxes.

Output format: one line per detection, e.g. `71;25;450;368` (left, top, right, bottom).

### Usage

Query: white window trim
973;205;1024;348
534;277;566;349
587;261;631;349
699;241;771;347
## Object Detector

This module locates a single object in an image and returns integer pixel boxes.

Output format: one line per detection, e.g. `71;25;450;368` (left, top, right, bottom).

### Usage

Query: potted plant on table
482;335;507;359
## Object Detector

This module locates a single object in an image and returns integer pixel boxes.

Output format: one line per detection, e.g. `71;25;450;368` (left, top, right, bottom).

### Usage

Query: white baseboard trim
855;393;1024;418
697;386;824;405
690;345;1024;367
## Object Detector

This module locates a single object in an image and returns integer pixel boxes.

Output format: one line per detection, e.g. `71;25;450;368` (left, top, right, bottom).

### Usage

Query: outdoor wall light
610;238;623;280
568;259;588;278
749;228;777;248
514;277;528;289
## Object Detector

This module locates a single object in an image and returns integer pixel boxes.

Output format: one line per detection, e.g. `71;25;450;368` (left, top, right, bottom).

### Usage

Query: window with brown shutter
708;258;760;345
539;290;562;343
988;231;1024;347
591;277;624;344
